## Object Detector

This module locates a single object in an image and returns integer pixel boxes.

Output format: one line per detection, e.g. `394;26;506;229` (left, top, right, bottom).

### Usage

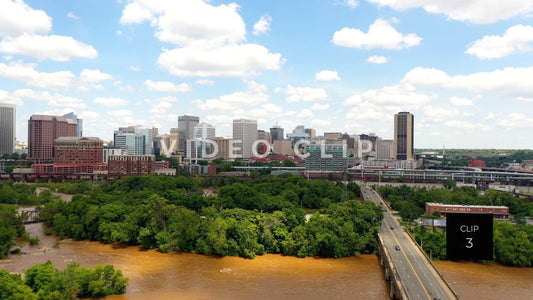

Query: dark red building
28;115;77;163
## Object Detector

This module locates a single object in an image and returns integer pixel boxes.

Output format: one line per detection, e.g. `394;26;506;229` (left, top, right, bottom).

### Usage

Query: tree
443;178;457;190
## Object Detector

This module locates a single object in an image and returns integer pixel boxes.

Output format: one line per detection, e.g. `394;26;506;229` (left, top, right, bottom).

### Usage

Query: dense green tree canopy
0;261;128;299
34;175;382;259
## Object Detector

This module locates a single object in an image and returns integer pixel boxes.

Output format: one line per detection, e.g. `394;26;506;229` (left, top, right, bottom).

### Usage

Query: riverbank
1;223;389;299
1;223;532;299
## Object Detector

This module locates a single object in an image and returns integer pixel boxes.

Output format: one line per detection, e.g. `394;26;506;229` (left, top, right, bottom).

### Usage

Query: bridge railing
377;234;408;300
404;229;459;299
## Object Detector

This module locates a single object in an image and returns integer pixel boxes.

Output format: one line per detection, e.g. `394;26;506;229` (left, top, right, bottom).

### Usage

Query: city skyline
0;1;533;148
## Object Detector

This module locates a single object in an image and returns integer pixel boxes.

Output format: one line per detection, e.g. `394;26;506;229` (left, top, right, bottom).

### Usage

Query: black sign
446;213;493;260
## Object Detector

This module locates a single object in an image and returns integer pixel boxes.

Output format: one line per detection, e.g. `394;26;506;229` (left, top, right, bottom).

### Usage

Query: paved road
361;186;457;300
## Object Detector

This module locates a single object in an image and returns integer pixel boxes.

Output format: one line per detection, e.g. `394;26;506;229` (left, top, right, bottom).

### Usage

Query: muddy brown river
0;224;531;299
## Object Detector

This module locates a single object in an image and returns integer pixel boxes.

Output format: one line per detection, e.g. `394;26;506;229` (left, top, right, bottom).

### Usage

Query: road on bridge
361;186;458;300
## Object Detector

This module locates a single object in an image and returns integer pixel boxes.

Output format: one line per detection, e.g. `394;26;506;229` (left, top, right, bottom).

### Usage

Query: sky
1;0;533;149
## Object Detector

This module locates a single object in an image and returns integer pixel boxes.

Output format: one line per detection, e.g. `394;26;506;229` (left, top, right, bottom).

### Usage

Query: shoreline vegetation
0;261;128;299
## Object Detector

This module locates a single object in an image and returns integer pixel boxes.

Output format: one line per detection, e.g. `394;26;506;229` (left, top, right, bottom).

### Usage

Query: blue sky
1;0;533;149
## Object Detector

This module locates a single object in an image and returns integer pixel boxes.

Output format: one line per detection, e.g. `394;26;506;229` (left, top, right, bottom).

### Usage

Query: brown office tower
394;112;414;160
28;115;77;163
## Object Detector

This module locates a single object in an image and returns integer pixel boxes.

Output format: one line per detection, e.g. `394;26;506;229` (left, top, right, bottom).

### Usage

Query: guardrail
404;229;459;299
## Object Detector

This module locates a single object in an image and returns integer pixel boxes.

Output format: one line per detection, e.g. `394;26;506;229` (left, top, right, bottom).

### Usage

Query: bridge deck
362;186;458;300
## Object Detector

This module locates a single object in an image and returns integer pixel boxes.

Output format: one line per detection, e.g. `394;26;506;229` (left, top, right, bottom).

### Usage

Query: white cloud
94;97;128;107
158;43;283;77
343;95;362;106
298;109;314;119
48;95;87;109
498;113;533;129
360;84;431;106
130;66;140;71
0;2;97;62
0;33;97;61
344;83;432;122
315;70;341;81
150;101;173;115
276;85;328;103
113;81;135;93
122;0;245;47
332;19;422;50
0;62;74;89
312;119;331;128
0;89;22;105
253;15;272;36
0;0;51;36
195;79;215;86
446;120;491;131
311;103;330;110
80;69;112;83
121;0;283;78
367;0;533;24
78;111;99;120
366;55;388;64
346;104;387;121
78;69;112;91
343;0;359;8
517;96;533;102
143;96;178;104
423;106;460;122
466;25;533;59
3;88;87;109
485;112;496;120
401;66;533;96
144;80;192;92
67;12;80;20
449;95;479;106
193;81;269;111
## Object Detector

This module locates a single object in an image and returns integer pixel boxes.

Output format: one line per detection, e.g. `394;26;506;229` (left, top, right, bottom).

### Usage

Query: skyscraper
114;133;145;155
270;125;284;142
233;118;257;159
63;112;83;137
178;115;199;156
28;115;77;163
114;125;153;155
0;103;15;155
191;123;216;159
394;112;414;160
169;128;179;154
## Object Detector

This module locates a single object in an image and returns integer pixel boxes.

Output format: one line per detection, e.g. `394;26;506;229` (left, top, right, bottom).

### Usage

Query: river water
0;223;531;299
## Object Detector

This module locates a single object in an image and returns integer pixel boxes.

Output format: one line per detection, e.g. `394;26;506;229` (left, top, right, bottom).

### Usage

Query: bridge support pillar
384;267;390;281
390;282;398;299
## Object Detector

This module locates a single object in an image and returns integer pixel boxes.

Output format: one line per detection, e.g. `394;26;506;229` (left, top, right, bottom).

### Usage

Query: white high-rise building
0;103;15;155
233;119;257;159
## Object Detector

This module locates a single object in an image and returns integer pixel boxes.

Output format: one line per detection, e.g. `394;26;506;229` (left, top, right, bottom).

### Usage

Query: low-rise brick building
425;202;510;219
108;154;155;178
